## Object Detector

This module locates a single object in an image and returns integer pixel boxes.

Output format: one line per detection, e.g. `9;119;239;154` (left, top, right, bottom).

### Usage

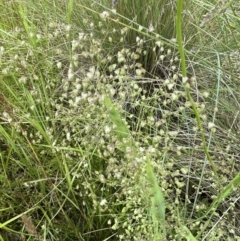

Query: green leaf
104;96;130;141
181;226;198;241
146;159;166;236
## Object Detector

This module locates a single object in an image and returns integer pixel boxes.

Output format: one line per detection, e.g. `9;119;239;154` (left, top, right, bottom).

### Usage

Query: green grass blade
146;158;166;237
0;207;36;228
176;0;219;186
180;226;198;241
104;96;130;141
67;0;74;23
209;172;240;213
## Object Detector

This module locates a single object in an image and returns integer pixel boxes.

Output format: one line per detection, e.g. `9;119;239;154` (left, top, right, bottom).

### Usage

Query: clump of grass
1;0;240;241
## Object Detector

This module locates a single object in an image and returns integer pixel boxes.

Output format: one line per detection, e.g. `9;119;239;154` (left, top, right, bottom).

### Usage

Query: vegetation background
0;0;240;240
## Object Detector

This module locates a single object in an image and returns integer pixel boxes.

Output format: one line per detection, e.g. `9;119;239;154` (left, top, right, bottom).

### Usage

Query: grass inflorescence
0;0;240;240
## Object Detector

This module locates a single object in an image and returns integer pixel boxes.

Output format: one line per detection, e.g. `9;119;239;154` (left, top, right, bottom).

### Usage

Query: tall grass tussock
0;0;240;240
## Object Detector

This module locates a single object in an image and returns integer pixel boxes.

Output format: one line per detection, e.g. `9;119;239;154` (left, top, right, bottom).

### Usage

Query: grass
0;0;240;240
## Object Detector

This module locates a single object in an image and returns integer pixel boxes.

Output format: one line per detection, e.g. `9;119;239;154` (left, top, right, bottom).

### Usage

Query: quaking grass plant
0;0;240;240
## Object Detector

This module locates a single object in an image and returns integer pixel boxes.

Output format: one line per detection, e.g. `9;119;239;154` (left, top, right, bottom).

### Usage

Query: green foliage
104;96;130;142
146;159;166;239
0;0;240;240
